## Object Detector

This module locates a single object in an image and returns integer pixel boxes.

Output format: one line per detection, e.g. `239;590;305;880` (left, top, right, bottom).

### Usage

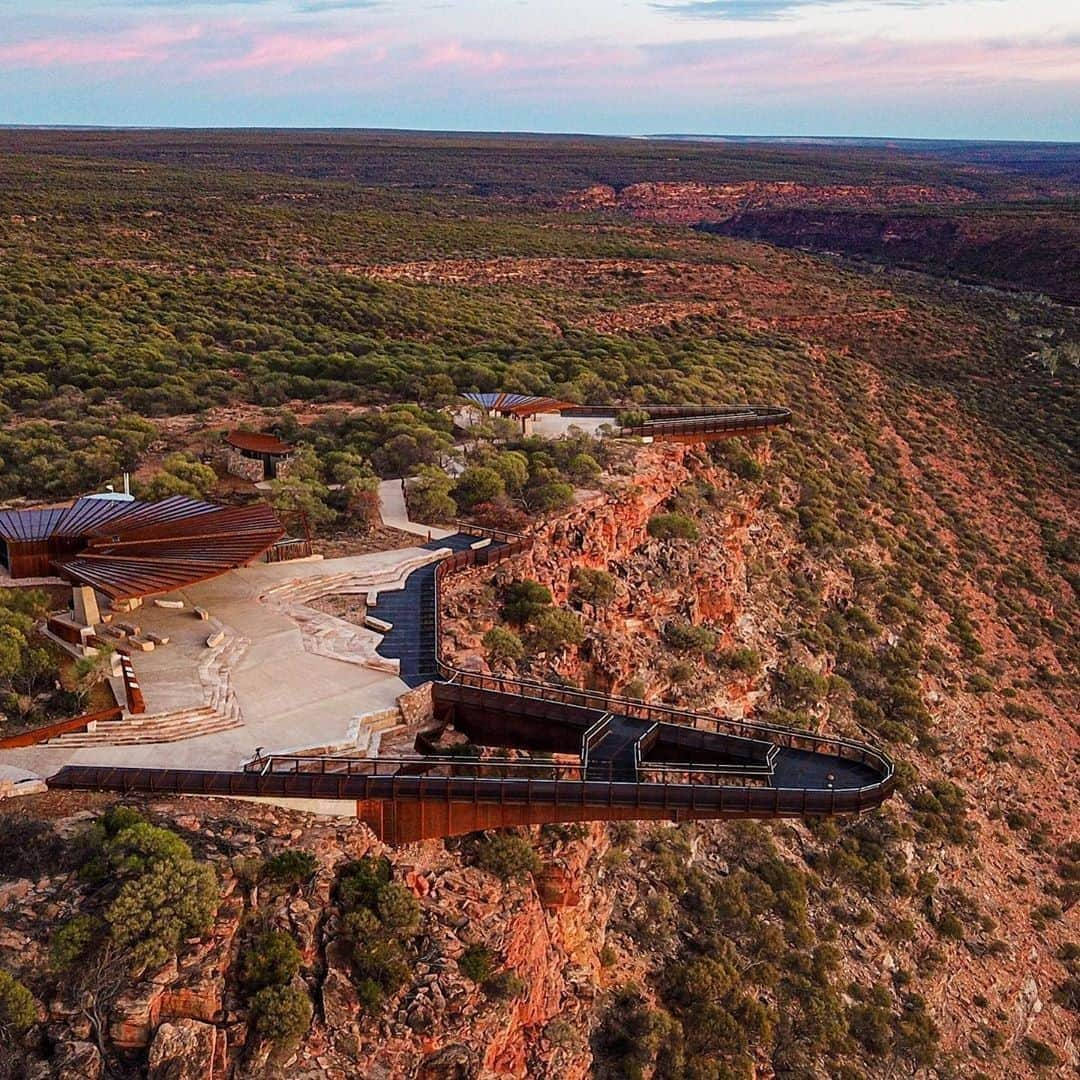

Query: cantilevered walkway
46;403;895;843
49;522;895;844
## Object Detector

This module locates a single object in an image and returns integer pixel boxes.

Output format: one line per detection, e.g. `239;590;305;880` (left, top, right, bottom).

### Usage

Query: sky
0;0;1077;140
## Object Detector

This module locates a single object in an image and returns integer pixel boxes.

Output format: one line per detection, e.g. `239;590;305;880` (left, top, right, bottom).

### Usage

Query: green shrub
241;931;302;994
106;822;194;876
475;833;541;882
775;663;829;709
647;513;699;541
527;480;574;512
662;621;716;653
502;580;552;625
106;856;219;970
459;945;495;984
49;915;100;972
482;626;524;664
249;984;313;1045
263;849;318;886
1022;1037;1060;1069
571;567;617;606
483;970;526;1002
530;608;584;652
0;969;36;1038
375;883;421;935
352;939;410;1005
337;856;392;913
715;647;762;674
455;466;506;510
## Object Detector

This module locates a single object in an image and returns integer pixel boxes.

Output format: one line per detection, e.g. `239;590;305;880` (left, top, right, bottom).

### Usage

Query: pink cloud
419;42;510;74
0;25;202;69
201;31;378;74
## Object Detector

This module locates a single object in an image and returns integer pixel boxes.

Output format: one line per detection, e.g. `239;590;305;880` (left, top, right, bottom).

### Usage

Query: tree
501;580;552;626
263;849;317;885
526;480;574;513
454;466;506;510
531;609;584;653
376;883;421;935
241;931;302;994
249;985;313;1045
475;833;541;882
269;475;336;532
407;467;457;524
106;856;219;971
488;451;530;494
483;627;525;666
138;452;217;502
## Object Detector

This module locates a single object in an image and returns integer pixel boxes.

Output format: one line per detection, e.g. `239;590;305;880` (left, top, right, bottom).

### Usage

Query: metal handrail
431;525;896;803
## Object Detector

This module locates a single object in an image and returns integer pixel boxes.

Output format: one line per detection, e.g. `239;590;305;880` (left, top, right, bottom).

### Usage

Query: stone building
224;431;297;483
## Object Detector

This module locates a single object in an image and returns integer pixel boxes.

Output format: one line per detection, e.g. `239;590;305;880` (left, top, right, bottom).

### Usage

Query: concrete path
3;546;451;777
377;478;457;540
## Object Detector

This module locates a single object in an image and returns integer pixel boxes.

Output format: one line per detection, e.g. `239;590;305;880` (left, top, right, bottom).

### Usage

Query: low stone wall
397;682;434;728
224;450;265;483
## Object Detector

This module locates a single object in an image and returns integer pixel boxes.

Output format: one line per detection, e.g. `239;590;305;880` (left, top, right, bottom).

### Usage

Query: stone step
46;706;240;746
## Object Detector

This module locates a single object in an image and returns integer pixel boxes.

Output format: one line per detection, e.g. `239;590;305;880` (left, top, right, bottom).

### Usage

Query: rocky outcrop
147;1019;218;1080
702;207;1080;303
554;179;979;224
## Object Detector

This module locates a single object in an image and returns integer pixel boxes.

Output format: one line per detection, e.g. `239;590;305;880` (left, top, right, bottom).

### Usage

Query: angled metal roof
462;392;572;418
0;496;285;600
225;430;296;455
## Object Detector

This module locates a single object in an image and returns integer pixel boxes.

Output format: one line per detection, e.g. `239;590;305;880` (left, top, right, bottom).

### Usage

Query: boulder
417;1043;478;1079
109;960;177;1049
147;1019;217;1080
52;1040;103;1080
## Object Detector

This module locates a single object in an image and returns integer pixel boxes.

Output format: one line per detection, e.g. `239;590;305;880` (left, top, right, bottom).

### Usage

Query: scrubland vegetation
0;133;1075;1077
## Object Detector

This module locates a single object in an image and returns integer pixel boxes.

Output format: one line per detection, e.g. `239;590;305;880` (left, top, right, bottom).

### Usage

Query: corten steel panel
644;726;772;766
0;495;285;598
224;431;296;455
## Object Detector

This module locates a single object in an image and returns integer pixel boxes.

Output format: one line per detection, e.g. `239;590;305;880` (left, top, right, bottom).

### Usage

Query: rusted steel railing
432;523;896;811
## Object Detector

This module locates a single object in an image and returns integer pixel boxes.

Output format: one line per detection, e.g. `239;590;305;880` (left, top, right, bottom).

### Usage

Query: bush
376;883;421;935
663;621;716;653
249;984;313;1045
647;513;699;541
106;856;219;970
530;608;584;652
337;856;392;913
572;567;616;606
106;822;194;876
483;970;526;1002
475;833;541;882
263;849;318;886
715;647;762;674
1022;1037;1060;1068
483;626;524;664
241;931;302;994
407;467;457;523
352;939;410;1006
527;480;574;512
459;945;495;983
455;466;506;510
49;915;100;972
501;580;552;625
0;969;36;1039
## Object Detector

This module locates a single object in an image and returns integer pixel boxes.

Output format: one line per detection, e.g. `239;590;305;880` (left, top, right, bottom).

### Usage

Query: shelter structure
224;430;297;482
0;495;285;600
461;392;572;434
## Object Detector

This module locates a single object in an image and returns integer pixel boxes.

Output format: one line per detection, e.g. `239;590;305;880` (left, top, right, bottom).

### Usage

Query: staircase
45;705;241;747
